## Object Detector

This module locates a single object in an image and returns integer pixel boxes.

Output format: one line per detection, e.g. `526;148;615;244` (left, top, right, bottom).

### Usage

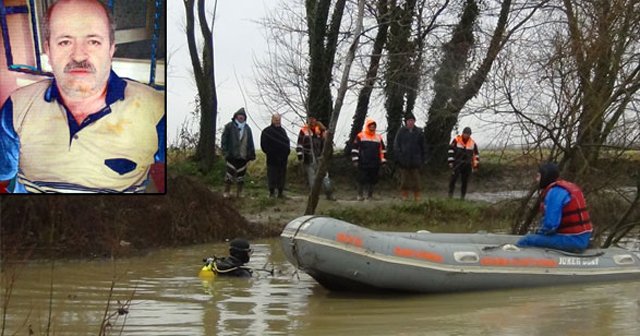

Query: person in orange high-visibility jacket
517;163;593;252
351;118;386;200
448;127;479;199
296;117;334;200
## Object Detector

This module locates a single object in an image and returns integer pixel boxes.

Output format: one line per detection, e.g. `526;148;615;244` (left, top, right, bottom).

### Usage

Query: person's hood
539;162;559;189
229;238;251;263
232;107;247;121
363;118;377;136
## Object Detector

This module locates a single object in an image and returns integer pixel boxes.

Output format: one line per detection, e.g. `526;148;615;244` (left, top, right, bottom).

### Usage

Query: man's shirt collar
44;70;128;105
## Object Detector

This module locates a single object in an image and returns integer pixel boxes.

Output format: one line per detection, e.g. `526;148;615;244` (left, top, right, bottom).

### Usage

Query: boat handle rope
289;215;318;271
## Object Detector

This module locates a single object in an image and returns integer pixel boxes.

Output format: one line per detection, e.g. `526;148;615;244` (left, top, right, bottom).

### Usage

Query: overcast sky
167;0;277;147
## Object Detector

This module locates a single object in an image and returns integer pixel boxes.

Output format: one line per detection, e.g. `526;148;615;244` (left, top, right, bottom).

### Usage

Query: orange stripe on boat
394;247;444;263
480;257;558;267
336;232;363;247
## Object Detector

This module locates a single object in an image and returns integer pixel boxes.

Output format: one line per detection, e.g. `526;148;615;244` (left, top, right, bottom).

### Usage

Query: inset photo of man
0;0;166;193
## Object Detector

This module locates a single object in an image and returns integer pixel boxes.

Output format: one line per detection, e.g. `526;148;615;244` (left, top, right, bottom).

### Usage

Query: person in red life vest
351;118;386;200
296;116;334;200
517;163;593;252
447;127;479;199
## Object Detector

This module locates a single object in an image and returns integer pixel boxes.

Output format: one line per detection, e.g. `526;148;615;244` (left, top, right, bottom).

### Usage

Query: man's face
406;119;415;129
45;0;115;100
308;117;317;127
462;133;470;141
368;123;376;132
272;115;281;127
235;115;246;123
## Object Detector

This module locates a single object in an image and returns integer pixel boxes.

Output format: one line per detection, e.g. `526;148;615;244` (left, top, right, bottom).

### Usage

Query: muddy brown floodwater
3;238;640;335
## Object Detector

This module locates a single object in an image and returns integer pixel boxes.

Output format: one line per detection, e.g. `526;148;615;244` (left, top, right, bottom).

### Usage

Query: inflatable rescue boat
280;216;640;293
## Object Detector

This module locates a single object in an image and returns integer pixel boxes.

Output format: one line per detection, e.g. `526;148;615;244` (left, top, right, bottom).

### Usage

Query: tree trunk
305;0;346;126
184;0;218;171
384;0;416;158
306;0;366;215
346;0;390;152
425;0;512;169
423;0;478;168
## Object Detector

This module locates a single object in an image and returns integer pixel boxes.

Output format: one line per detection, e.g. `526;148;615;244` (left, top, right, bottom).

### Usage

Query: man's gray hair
42;0;116;45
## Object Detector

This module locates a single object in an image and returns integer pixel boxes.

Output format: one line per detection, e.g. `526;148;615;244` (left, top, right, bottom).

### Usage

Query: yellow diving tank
198;258;216;278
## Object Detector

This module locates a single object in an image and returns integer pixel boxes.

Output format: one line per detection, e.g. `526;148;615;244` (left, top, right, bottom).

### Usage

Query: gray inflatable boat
281;216;640;293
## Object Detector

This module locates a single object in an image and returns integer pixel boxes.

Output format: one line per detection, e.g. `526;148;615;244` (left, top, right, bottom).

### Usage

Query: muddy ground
0;175;280;259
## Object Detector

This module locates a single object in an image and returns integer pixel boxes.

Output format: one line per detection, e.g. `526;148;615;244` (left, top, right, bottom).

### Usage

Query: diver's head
229;238;252;263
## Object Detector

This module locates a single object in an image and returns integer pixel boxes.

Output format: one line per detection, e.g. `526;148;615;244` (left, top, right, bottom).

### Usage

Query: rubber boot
236;183;244;198
366;185;374;200
357;185;364;201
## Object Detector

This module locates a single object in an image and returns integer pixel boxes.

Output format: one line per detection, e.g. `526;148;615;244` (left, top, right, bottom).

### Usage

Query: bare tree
306;0;348;126
306;0;367;214
183;0;218;171
383;0;418;159
346;0;392;152
424;0;528;168
560;0;640;179
487;0;640;241
254;1;310;121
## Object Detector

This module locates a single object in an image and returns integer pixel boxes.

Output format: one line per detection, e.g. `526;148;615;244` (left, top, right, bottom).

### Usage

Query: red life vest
540;180;593;235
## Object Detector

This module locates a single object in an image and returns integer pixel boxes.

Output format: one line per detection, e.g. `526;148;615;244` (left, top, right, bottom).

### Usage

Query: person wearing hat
202;238;253;277
447;126;479;199
351;118;386;200
221;108;256;198
393;114;425;201
517;163;593;252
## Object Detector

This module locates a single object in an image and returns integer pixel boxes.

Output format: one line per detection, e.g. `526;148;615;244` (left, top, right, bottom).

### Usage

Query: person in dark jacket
260;113;291;198
202;238;253;277
221;108;256;198
517;163;593;252
351;118;386;200
393;114;425;201
447;127;479;199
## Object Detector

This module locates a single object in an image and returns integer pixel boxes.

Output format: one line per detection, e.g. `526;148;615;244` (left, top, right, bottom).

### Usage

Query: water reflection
2;239;640;335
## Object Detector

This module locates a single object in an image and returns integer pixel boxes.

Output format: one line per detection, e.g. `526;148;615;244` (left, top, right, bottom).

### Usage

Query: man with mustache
0;0;165;193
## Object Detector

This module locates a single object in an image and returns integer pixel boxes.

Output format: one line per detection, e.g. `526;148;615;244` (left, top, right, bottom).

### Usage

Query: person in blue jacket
517;163;593;252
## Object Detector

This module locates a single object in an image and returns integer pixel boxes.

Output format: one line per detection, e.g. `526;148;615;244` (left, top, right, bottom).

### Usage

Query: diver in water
202;238;253;278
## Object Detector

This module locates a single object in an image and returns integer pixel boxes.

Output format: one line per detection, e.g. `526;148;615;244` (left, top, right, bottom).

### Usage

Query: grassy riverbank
1;148;637;259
